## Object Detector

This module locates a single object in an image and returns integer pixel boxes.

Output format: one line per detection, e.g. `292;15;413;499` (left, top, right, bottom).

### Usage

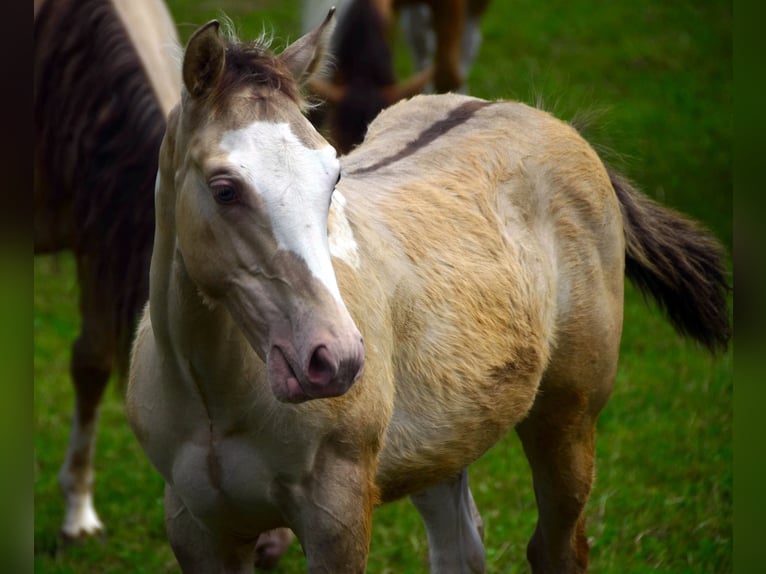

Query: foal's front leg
165;483;294;572
411;469;486;573
272;448;378;574
164;485;256;574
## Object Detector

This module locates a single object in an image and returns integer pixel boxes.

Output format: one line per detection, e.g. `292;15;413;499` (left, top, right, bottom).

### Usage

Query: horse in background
304;0;491;153
34;0;180;540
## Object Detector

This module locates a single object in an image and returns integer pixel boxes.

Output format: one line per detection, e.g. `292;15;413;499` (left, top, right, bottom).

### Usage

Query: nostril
307;345;338;386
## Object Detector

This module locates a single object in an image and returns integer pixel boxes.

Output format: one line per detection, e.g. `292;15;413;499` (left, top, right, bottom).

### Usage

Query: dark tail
608;168;731;353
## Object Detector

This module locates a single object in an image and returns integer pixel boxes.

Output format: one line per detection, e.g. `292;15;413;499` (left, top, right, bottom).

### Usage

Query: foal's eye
215;186;237;204
210;180;239;205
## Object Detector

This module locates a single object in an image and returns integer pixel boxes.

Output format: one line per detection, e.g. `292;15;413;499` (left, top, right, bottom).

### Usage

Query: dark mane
34;0;166;371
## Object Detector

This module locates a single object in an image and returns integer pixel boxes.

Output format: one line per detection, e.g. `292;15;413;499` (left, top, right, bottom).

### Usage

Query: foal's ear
183;20;226;99
279;8;336;85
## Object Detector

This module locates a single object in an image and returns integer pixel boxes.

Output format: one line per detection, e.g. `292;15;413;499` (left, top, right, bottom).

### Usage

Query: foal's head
158;11;364;403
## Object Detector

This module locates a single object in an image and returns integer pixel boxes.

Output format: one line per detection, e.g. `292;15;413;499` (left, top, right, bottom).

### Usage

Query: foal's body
128;14;729;573
131;95;619;572
131;93;563;548
340;96;623;502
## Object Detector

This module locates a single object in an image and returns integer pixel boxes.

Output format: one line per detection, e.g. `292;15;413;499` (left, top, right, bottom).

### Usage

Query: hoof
59;525;106;549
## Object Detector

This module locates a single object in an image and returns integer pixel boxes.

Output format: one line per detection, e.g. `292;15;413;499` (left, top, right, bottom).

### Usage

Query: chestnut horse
305;0;491;153
34;0;179;539
127;12;730;573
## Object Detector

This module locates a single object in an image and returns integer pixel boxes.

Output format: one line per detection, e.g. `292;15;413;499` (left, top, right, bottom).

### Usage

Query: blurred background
34;1;731;572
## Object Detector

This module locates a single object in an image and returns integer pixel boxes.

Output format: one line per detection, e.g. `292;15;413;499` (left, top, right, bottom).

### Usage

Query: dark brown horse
34;0;179;539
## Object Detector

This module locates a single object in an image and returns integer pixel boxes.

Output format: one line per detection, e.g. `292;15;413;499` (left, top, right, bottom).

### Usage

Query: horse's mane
34;0;166;373
206;21;302;107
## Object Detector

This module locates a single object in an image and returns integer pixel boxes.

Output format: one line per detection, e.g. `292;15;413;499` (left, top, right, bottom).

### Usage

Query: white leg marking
61;491;103;538
58;417;104;537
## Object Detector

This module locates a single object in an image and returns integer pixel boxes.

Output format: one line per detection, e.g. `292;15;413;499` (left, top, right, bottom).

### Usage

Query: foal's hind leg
516;368;614;574
58;257;114;539
411;469;486;573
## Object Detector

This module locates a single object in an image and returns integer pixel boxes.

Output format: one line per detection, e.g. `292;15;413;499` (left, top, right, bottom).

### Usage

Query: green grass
34;0;732;572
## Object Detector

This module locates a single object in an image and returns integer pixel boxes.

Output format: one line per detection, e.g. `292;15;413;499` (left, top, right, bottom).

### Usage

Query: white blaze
220;121;343;300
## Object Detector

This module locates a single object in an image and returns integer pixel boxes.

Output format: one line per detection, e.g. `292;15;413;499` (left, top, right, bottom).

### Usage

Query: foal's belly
375;396;531;502
375;352;544;502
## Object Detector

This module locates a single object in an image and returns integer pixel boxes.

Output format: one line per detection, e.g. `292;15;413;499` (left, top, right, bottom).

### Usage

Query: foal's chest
169;429;320;534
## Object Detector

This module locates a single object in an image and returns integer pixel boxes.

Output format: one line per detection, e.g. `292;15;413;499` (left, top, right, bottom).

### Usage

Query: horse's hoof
59;523;106;548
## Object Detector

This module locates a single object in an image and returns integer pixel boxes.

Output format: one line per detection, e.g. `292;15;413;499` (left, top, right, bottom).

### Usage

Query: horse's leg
58;256;114;539
456;0;491;89
456;18;480;92
272;448;377;573
410;469;486;573
516;367;614;574
429;0;466;92
399;5;435;76
165;485;256;574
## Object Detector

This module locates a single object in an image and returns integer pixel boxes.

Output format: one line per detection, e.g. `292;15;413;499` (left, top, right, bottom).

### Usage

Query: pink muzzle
267;331;365;403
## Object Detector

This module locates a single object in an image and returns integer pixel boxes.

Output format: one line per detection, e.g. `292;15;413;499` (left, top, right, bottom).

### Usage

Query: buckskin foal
127;12;730;573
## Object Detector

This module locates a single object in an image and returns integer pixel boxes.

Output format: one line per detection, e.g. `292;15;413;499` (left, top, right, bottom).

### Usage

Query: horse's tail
608;168;731;353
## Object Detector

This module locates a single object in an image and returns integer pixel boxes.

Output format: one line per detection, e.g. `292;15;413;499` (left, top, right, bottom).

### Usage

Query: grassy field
34;0;732;572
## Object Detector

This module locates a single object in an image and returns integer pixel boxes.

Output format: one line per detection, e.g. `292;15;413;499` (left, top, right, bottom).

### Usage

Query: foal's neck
150;250;265;408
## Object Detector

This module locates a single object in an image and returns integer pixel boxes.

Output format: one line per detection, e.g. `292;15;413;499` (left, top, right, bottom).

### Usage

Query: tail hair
609;168;732;353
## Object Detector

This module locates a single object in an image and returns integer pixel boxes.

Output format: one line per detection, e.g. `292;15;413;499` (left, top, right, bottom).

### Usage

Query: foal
128;11;729;573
